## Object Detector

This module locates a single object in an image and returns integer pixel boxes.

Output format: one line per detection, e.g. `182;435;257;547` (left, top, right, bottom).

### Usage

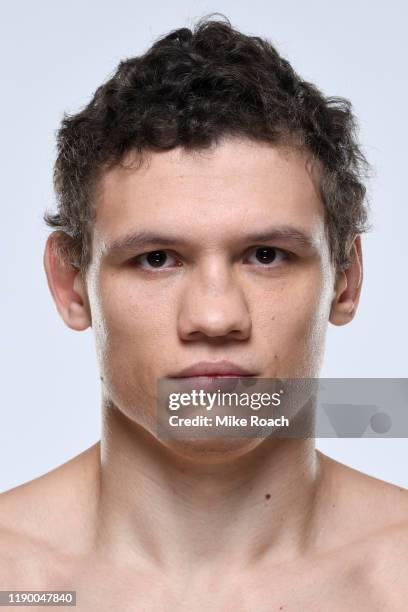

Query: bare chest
50;561;396;612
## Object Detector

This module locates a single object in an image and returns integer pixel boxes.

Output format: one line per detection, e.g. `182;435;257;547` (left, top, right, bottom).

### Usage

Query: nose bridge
198;253;233;295
177;256;251;340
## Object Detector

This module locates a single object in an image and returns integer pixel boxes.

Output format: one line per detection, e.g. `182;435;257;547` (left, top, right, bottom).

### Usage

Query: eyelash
128;247;292;271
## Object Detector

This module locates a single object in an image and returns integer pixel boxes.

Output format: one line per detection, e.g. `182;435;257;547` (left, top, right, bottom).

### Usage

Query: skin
0;137;407;611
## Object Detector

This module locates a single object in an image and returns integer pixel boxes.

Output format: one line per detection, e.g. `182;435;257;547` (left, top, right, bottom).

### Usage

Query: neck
96;399;328;575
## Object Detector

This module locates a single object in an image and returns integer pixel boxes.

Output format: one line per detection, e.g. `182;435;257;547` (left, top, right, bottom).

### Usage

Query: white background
1;0;407;492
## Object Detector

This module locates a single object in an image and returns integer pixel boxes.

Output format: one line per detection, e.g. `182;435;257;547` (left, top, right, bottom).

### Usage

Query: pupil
147;251;167;267
256;247;276;264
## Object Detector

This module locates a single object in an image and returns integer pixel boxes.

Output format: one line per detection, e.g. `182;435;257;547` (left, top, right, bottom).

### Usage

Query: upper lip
170;360;255;377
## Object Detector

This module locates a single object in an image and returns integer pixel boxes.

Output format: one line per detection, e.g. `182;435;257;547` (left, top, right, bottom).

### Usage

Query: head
43;16;369;458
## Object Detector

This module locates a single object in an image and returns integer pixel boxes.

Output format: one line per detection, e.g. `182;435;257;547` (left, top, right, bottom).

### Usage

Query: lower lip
171;375;248;391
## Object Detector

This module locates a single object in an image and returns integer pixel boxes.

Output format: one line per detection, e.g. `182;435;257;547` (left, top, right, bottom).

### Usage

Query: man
1;15;407;611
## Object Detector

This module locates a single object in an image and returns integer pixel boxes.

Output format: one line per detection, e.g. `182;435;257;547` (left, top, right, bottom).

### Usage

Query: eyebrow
103;225;318;257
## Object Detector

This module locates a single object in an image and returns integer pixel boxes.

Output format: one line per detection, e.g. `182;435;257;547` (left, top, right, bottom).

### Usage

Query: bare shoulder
361;512;408;611
317;451;408;606
0;443;100;585
318;449;408;523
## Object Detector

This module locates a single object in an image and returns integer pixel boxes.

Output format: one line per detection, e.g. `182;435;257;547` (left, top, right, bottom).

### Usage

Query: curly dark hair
44;14;370;275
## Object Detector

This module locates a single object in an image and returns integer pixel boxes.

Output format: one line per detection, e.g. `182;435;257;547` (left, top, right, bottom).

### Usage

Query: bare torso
0;445;407;611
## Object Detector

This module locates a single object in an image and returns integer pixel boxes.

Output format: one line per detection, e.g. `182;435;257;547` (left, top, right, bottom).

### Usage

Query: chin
161;436;264;464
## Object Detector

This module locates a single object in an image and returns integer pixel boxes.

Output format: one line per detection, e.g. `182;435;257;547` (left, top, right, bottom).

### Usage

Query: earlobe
329;235;363;327
43;232;92;331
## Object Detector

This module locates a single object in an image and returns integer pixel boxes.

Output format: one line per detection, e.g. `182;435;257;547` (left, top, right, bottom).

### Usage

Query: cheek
90;276;175;427
95;275;172;350
254;268;332;375
93;279;171;386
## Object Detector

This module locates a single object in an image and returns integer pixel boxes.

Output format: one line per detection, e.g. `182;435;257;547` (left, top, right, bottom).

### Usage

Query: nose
177;260;252;342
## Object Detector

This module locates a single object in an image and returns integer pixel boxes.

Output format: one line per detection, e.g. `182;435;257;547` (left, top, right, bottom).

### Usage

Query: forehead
93;138;326;250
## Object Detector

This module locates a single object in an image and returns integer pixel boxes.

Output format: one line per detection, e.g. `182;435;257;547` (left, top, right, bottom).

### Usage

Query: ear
329;235;363;326
43;232;92;331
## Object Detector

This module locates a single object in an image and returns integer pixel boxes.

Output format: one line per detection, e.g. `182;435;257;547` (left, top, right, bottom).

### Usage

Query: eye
129;246;290;271
245;246;289;266
130;250;181;270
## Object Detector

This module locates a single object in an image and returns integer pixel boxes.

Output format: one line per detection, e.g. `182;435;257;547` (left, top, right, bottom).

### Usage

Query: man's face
86;138;336;436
